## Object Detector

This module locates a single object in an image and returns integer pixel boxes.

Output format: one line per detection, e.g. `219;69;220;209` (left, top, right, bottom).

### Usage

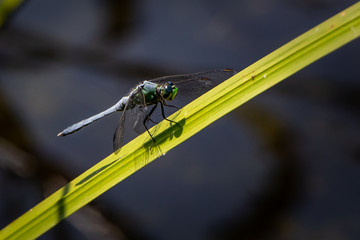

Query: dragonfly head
161;82;178;101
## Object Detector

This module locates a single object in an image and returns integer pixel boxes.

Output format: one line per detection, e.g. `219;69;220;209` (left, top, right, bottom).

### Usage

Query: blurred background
0;0;360;239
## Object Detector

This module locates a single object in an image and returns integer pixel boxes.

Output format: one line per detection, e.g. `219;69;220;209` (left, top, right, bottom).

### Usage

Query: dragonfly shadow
75;159;120;186
131;116;186;169
165;117;185;139
143;117;186;156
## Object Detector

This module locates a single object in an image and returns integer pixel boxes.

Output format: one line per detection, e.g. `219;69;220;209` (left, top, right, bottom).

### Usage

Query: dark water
0;0;360;239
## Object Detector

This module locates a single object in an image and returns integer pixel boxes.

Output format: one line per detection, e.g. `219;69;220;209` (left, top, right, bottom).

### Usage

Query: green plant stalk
1;2;360;240
0;0;24;27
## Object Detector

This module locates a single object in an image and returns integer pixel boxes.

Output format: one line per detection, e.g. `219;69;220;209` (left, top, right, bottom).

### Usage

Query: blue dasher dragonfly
58;69;237;151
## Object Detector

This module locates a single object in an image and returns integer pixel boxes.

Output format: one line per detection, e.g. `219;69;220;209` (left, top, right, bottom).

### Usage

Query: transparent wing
113;108;126;151
148;68;237;113
112;86;148;151
148;69;237;102
131;106;150;134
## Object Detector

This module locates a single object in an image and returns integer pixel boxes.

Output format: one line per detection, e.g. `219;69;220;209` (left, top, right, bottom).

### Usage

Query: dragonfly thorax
130;81;178;108
130;81;177;107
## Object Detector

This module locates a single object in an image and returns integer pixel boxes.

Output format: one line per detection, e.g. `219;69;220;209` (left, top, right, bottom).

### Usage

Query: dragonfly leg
143;103;158;143
163;102;179;109
160;102;180;127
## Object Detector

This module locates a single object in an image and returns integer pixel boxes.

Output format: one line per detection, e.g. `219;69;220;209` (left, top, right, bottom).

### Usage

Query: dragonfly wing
113;109;126;151
149;69;236;87
112;87;148;151
149;69;237;104
131;107;148;134
112;96;136;151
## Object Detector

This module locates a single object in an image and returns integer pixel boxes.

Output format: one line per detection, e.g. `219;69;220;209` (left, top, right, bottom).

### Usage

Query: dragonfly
57;69;237;151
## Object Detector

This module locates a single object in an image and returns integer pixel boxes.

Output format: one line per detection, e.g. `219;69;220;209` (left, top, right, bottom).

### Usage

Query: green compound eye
162;82;178;101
